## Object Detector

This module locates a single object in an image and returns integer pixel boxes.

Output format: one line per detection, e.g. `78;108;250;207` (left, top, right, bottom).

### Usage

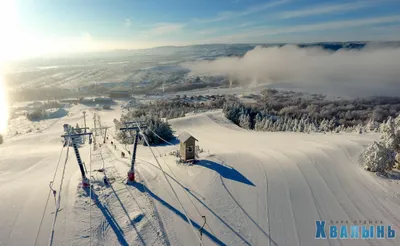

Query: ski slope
0;105;399;246
134;111;400;246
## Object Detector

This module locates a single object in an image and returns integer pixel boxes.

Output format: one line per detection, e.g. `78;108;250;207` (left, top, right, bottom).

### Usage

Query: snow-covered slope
133;111;400;246
1;106;399;246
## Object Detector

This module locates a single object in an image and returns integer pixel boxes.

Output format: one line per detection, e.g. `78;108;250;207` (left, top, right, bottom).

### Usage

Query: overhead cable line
34;143;66;246
89;144;93;246
148;131;217;239
136;122;203;245
48;140;71;246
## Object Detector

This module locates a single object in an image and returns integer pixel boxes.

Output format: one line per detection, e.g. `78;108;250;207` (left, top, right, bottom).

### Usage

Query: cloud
237;22;254;28
196;29;219;36
193;0;289;23
279;1;377;19
200;15;400;43
124;18;132;27
269;15;400;35
145;23;185;36
182;45;400;97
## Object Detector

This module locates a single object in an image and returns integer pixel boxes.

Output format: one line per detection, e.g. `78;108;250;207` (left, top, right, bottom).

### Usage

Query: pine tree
277;119;283;131
297;118;304;132
380;117;400;151
263;118;271;131
328;119;335;132
239;113;251;130
395;114;400;129
362;141;396;173
292;119;299;132
285;118;293;132
75;123;82;134
319;119;327;132
366;118;379;132
282;122;288;132
254;114;264;131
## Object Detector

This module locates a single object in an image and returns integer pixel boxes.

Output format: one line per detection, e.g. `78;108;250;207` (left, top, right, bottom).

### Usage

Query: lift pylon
62;124;93;188
120;122;147;182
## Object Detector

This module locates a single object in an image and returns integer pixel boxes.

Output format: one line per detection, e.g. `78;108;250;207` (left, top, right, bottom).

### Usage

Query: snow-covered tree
395;114;400;128
254;114;264;131
292;119;299;132
362;141;396;173
380;117;400;150
366;119;379;132
263;118;272;131
396;153;400;169
319;119;327;132
297;118;305;132
239;113;251;130
285;119;292;132
361;115;400;173
327;119;335;132
75;123;82;133
308;122;318;133
282;122;288;132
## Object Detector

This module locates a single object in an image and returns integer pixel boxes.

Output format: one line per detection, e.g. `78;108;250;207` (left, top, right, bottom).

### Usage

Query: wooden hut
178;132;198;161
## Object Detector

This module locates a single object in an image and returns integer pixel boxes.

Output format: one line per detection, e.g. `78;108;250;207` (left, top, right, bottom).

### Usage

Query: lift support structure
62;124;93;187
120;121;147;182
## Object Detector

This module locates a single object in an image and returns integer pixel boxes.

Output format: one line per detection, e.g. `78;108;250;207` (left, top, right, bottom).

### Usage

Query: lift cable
148;130;217;239
48;139;71;246
136;122;203;245
89;141;93;246
33;143;67;246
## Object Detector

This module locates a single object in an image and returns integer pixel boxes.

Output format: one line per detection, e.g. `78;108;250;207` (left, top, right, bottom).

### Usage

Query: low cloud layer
183;45;400;97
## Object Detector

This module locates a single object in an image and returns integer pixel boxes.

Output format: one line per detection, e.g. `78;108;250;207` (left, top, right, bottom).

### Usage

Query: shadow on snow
107;182;147;245
138;159;278;246
131;182;227;246
377;169;400;180
196;160;255;186
84;188;129;246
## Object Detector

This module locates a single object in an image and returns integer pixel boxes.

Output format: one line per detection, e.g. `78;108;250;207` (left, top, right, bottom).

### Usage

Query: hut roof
178;132;198;143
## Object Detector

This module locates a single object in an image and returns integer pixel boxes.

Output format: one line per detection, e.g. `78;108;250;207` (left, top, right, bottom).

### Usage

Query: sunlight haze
0;69;8;133
0;1;400;246
1;0;400;60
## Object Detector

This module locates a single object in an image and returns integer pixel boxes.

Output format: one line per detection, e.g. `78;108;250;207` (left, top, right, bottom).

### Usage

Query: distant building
109;90;130;99
178;132;198;161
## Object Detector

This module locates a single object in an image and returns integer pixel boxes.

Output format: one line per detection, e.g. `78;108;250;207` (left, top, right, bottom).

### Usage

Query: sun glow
0;1;21;61
0;69;8;134
0;1;14;133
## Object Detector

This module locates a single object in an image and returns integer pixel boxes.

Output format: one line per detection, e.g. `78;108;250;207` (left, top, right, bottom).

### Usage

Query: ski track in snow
163;110;400;246
1;105;400;246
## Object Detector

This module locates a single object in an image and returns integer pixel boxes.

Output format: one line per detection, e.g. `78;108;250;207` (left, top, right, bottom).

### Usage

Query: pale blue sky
2;0;400;59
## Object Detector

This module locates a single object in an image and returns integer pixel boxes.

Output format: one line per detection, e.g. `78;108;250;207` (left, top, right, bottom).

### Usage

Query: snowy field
0;103;399;246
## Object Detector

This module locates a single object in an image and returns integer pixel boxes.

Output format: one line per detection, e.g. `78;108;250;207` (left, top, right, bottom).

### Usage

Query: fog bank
183;45;400;97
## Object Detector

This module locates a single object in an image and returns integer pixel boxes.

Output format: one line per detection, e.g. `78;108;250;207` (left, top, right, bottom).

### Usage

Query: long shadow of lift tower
119;121;147;183
62;124;93;187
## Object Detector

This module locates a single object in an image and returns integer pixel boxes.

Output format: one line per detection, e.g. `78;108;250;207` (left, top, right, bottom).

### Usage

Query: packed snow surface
0;104;399;246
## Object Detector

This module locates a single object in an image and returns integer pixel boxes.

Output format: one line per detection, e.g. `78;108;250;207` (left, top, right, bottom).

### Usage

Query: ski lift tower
62;124;93;187
93;126;111;143
120;121;147;182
